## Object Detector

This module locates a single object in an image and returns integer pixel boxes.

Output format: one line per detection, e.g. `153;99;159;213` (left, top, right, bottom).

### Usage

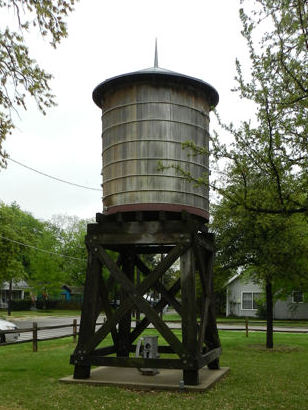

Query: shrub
35;298;82;310
10;299;32;311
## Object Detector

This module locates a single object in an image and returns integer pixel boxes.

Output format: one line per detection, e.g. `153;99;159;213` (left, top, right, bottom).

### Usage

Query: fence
0;318;307;352
0;319;103;352
0;319;81;351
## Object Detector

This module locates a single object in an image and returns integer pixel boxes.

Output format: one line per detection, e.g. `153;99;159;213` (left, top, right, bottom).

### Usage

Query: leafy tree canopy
178;1;307;216
212;189;308;296
0;201;88;295
210;0;307;215
50;214;89;286
0;201;44;284
0;0;77;167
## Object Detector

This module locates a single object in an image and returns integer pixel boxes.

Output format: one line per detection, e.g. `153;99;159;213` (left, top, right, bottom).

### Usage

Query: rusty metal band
102;188;209;201
103;203;209;221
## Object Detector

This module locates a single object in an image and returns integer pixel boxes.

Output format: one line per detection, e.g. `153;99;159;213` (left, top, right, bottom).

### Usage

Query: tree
0;202;90;311
0;0;77;167
28;221;66;299
0;201;44;313
171;0;307;347
210;0;308;347
50;214;88;286
212;188;308;348
210;0;307;216
177;1;307;215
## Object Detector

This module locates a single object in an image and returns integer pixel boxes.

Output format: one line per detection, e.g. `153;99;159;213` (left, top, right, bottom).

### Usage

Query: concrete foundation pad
60;366;229;392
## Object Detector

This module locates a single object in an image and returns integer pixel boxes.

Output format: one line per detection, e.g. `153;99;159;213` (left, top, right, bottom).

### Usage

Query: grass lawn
0;331;307;409
0;310;82;320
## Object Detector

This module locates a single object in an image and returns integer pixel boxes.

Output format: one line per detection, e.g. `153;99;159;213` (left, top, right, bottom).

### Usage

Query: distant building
226;274;308;319
0;281;83;309
0;280;30;308
60;285;83;302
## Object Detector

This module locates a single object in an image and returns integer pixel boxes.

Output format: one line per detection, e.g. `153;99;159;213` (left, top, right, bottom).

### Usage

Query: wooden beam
196;233;215;253
134;255;183;315
198;347;222;368
118;249;135;357
193;241;211;353
91;346;117;356
98;245;174;254
128;278;181;345
87;220;197;246
97;246;187;358
89;356;185;370
97;274;118;348
73;253;101;379
201;245;221;369
84;242;189;354
180;247;199;385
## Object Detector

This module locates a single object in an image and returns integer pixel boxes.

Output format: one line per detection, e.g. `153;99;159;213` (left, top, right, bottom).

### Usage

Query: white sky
0;0;251;221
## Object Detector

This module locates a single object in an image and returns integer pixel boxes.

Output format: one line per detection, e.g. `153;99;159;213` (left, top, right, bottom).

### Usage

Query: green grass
0;310;81;320
0;331;307;409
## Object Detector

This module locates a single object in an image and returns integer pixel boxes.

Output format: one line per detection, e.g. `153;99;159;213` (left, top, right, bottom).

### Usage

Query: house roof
225;272;242;287
1;280;30;290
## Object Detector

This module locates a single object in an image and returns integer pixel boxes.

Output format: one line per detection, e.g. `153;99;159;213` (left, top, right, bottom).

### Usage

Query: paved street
11;315;308;343
14;316;79;341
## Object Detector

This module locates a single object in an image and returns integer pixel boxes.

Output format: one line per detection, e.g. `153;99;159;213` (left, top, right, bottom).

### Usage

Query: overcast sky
1;0;251;221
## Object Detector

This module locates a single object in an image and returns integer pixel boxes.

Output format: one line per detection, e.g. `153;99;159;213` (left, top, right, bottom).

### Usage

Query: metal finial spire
154;38;158;68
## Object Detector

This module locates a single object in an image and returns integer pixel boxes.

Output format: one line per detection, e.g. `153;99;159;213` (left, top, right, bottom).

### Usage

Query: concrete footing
60;366;229;392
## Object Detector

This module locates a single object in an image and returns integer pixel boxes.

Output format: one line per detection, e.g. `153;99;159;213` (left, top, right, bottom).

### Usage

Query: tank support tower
71;210;221;386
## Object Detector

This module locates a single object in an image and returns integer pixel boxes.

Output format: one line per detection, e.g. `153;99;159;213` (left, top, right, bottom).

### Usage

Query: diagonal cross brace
84;241;190;356
96;245;188;358
135;255;183;315
129;278;181;345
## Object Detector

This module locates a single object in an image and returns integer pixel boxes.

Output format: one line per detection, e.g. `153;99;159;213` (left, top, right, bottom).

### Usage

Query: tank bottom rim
103;203;209;221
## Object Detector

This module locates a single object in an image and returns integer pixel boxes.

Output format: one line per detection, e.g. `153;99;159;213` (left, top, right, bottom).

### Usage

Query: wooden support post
73;319;77;343
32;322;38;353
201;240;221;370
73;251;102;379
136;268;141;324
118;249;134;357
180;247;199;385
97;274;119;348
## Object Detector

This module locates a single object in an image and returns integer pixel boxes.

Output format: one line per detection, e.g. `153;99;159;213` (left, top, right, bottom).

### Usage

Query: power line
7;157;101;192
7;157;227;190
0;234;86;261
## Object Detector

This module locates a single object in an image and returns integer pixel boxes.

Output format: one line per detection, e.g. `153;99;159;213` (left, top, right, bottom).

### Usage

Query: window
242;292;262;310
292;291;304;303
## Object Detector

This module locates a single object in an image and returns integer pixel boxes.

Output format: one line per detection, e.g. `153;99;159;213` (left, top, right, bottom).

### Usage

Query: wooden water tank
93;65;219;221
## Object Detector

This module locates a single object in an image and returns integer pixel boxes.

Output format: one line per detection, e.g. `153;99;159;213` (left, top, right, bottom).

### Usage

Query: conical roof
93;51;219;108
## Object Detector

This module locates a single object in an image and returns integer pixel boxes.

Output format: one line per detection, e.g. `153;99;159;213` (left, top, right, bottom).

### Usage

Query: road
14;316;105;342
12;316;308;343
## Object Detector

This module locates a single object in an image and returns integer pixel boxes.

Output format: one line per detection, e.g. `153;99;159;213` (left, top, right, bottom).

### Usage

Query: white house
226;274;308;319
0;280;30;309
